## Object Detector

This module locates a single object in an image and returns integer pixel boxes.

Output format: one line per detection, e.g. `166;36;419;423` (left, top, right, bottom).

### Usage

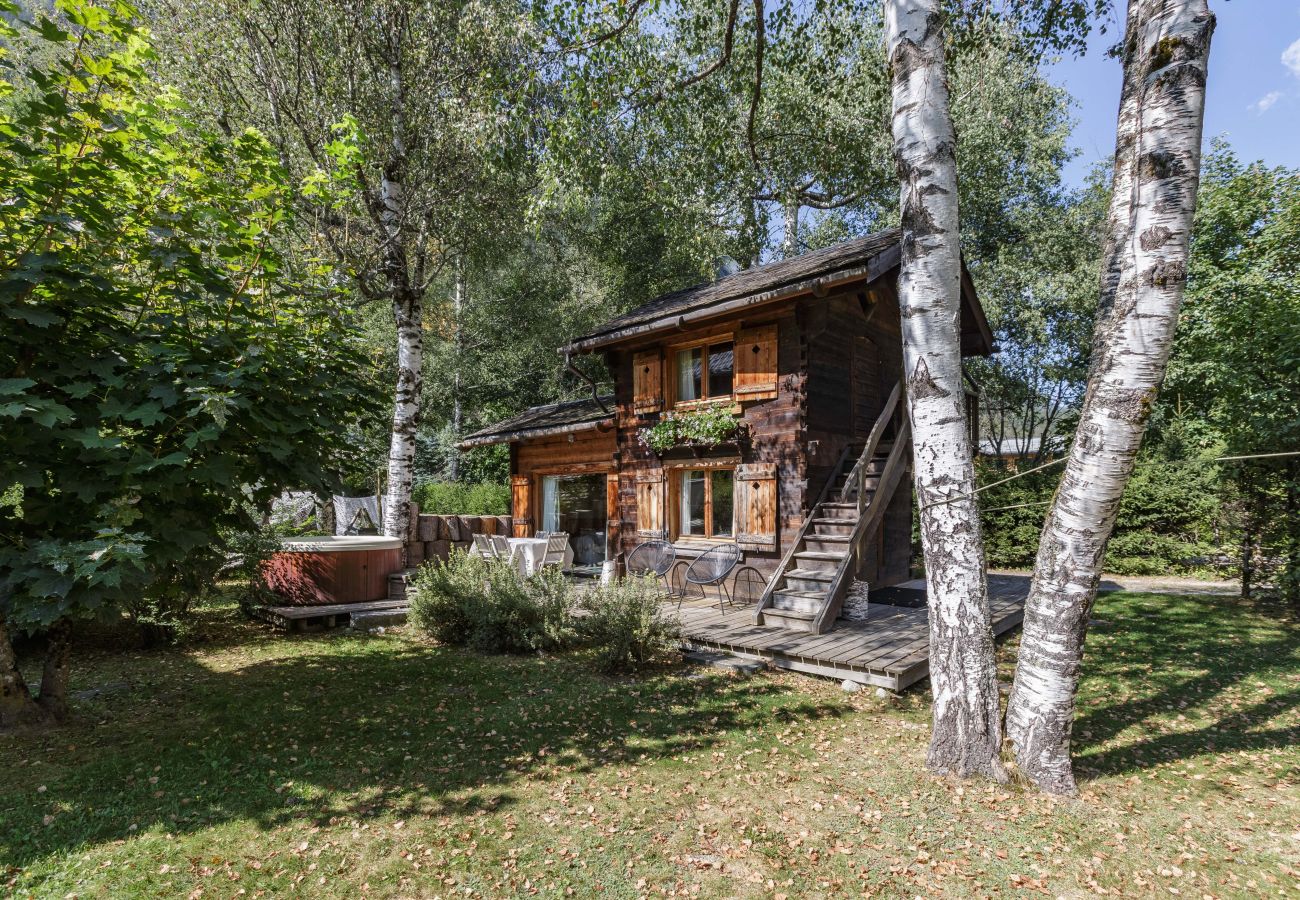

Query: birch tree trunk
448;264;465;483
375;142;422;541
782;192;799;259
886;0;1006;781
383;288;422;542
377;47;422;545
1006;0;1215;796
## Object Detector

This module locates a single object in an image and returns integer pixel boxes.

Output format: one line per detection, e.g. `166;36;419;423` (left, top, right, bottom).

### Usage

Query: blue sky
1047;0;1300;188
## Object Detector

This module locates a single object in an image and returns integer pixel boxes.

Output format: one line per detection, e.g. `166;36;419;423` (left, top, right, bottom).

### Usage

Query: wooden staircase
754;383;911;634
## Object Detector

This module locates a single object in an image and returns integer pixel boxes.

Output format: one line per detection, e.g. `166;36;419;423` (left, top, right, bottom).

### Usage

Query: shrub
412;481;510;515
977;452;1223;575
408;551;576;654
577;576;681;674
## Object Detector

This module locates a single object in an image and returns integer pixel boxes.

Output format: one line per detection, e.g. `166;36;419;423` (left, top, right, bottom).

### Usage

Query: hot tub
263;536;404;606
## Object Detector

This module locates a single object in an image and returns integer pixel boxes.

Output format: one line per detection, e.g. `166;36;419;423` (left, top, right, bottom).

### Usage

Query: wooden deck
670;573;1030;691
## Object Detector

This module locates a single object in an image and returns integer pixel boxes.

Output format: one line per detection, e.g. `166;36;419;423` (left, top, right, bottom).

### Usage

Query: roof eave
457;417;613;450
561;244;900;356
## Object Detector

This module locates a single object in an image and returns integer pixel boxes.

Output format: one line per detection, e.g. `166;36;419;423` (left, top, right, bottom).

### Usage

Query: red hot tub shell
263;536;404;606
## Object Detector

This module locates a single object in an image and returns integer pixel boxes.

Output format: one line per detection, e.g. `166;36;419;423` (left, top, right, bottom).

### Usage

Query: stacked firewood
402;502;512;567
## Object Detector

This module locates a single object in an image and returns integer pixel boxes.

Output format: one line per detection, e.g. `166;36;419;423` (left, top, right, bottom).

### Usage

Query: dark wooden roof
563;229;902;353
459;395;615;448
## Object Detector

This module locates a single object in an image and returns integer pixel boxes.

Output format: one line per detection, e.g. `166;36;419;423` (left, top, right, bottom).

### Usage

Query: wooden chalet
462;228;995;642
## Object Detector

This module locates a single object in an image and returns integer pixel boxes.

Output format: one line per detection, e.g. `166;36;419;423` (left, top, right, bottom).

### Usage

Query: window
540;474;607;567
677;468;734;539
674;341;734;403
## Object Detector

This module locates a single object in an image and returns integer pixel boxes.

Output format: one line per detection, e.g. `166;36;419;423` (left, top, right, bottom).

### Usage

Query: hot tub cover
277;535;403;553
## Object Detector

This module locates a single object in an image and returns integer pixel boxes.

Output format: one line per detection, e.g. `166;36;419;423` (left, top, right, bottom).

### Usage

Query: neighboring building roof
563;229;903;354
459;395;615;449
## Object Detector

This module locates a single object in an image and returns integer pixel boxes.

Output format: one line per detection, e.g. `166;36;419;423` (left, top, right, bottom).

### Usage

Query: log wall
403;508;513;567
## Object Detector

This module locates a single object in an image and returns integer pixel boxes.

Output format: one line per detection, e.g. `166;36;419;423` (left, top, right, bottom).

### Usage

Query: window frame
668;334;736;408
670;463;737;542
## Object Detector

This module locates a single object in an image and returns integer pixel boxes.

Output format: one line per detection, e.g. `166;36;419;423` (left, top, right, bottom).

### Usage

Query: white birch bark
377;156;421;541
886;0;1006;780
1006;0;1215;796
782;192;799;259
383;287;422;542
377;48;422;546
448;263;465;483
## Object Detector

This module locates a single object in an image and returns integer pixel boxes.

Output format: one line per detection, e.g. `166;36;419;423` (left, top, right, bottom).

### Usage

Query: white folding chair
542;532;569;570
471;533;493;558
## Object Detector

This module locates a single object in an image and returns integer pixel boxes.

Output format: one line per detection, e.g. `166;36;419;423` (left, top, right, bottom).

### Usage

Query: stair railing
841;380;903;512
752;443;852;626
812;417;911;634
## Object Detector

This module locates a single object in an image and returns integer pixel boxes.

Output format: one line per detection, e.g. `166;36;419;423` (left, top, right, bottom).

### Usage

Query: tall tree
0;0;373;727
971;173;1107;462
1006;0;1215;794
885;0;1006;780
145;0;540;541
1161;143;1300;604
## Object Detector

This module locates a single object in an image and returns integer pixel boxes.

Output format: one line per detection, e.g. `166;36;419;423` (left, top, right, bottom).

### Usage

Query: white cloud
1283;37;1300;78
1251;91;1283;114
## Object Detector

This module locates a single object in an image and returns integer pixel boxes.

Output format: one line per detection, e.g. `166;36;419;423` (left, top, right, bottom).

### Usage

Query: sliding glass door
539;474;607;569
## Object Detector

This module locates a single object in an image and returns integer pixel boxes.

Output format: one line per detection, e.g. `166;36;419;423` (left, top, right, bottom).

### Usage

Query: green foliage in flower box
638;406;742;454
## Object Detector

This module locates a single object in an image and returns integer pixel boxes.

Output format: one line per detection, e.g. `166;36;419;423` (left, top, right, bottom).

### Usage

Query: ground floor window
540;473;607;567
676;468;734;539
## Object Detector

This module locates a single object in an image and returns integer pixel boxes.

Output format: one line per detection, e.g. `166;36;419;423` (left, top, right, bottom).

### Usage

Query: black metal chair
681;543;742;613
626;540;676;596
729;565;766;606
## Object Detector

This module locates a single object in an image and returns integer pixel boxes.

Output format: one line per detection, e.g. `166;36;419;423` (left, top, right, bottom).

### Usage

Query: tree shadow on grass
1069;592;1300;780
0;629;848;871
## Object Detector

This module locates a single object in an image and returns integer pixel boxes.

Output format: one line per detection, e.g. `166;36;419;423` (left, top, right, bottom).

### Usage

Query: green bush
408;551;575;654
975;458;1059;570
976;451;1224;575
577;576;681;674
412;481;510;515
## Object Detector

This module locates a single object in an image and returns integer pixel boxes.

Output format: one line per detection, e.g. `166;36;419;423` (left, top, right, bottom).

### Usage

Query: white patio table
505;536;573;576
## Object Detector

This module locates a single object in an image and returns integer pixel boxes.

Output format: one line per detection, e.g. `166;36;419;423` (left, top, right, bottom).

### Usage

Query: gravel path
989;569;1240;596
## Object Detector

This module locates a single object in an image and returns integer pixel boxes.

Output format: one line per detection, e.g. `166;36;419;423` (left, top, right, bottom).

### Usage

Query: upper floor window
675;341;734;403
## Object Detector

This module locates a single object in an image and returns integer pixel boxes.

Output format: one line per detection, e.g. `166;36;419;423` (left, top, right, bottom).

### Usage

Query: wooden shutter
510;475;532;537
632;350;663;413
635;471;665;537
735;462;777;551
734;324;778;399
606;473;621;559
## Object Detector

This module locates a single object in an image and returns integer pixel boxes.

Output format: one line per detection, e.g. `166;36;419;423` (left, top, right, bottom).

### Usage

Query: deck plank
669;574;1030;689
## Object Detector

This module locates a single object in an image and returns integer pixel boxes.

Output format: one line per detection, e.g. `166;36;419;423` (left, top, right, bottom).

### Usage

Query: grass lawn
2;590;1297;898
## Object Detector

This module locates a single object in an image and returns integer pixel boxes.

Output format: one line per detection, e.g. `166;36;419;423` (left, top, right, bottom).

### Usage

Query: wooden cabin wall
515;428;619;477
608;310;805;578
512;428;619;539
801;284;913;587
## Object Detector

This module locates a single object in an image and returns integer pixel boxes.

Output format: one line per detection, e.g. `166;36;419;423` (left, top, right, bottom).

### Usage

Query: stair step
784;567;834;592
772;589;825;614
803;534;851;553
762;606;819;633
794;550;848;573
